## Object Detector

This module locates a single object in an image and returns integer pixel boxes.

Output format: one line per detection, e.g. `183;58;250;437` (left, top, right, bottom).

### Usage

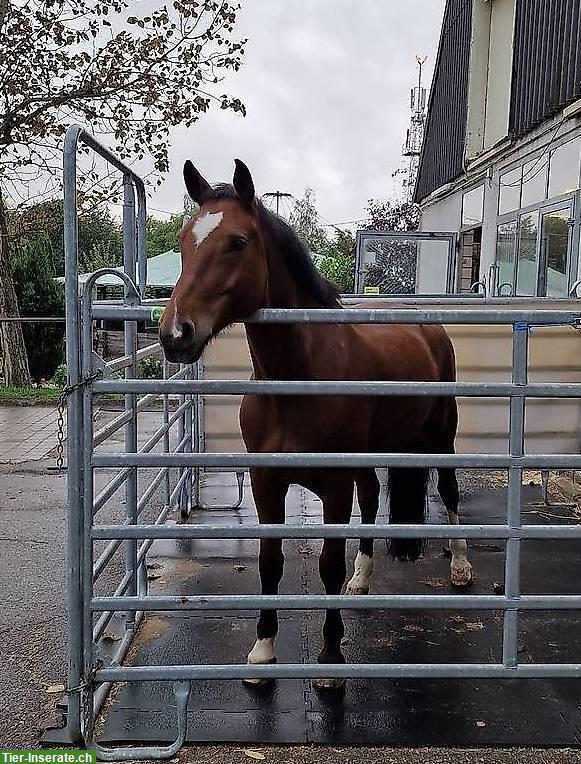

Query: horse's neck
245;248;326;380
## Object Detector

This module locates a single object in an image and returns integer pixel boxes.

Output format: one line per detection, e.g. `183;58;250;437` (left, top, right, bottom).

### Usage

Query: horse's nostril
181;320;195;342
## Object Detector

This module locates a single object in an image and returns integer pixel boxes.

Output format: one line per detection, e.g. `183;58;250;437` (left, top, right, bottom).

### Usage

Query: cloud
148;0;445;229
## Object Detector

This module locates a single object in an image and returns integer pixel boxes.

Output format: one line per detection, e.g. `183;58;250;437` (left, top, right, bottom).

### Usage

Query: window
548;138;581;198
496;221;517;293
499;167;521;214
521;155;548;208
541;208;570;297
516;212;539;296
462;185;484;227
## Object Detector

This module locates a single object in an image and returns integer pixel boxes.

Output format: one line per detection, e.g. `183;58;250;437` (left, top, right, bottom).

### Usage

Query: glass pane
516;212;539;296
521;155;548;208
496;221;517;293
361;236;418;294
462;185;484;227
499;166;522;214
548;138;581;198
542;208;570;297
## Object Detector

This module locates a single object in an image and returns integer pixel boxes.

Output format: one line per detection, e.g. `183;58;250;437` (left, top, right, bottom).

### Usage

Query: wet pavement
2;405;581;756
95;472;581;748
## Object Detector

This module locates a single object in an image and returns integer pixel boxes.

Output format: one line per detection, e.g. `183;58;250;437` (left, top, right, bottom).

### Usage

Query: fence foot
88;680;191;761
194;470;245;511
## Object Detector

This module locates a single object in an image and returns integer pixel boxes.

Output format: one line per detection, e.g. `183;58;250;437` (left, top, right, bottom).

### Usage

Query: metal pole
62;125;84;744
122;175;139;620
502;322;528;668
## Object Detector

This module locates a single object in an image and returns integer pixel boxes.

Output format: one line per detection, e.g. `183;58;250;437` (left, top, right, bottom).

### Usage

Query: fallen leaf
147;573;162;581
102;630;121;643
298;546;314;555
465;621;485;632
233;564;247;572
420;577;447;589
476;721;486;727
46;684;65;694
243;750;266;761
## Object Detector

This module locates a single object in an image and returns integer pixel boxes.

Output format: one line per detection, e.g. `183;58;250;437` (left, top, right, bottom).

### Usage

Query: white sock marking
346;551;373;593
247;638;275;665
193;211;223;247
448;511;473;585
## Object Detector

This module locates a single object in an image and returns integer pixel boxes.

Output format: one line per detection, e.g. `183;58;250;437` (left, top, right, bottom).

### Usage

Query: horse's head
159;159;267;364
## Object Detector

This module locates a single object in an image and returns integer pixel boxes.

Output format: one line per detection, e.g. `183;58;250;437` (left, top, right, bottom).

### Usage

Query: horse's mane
208;184;342;308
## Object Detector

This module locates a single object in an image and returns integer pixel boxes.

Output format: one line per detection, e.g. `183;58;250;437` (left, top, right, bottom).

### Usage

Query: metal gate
63;127;581;759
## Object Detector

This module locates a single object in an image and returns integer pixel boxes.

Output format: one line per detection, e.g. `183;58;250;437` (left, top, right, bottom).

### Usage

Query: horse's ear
233;159;255;207
183;160;212;205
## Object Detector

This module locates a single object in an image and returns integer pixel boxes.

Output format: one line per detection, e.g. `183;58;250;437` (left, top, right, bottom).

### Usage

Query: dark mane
207;183;342;308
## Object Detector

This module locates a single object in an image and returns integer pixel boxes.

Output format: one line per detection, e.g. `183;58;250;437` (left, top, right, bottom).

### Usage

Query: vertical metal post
63;126;84;744
193;358;203;507
80;295;96;738
123;175;139;620
178;364;186;515
184;363;194;517
502;322;528;668
163;358;171;508
135;182;148;297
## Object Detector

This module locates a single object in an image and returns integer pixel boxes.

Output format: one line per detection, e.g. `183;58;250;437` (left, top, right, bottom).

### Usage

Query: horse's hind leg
245;469;288;686
314;475;354;691
346;469;380;595
437;467;473;587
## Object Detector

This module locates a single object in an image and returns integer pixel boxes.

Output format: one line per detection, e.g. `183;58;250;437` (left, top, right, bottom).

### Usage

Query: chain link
55;369;103;472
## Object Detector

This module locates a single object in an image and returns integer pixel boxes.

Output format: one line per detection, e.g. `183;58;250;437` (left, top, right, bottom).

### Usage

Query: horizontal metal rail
93;366;191;447
91;522;581;541
95;663;581;682
91;593;581;612
94;379;581;398
105;342;162;375
93;452;581;469
92;305;581;325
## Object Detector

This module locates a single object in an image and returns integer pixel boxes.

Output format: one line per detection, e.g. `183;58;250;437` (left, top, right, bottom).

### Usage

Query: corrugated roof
414;0;472;203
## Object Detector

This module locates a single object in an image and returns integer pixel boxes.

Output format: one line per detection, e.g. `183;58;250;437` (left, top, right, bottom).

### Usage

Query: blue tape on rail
513;322;529;332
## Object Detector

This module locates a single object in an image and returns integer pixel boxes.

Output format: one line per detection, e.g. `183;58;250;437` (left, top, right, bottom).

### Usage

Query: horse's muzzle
159;321;206;364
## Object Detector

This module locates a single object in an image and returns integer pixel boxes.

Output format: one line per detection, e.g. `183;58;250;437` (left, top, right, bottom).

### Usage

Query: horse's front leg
346;469;380;595
314;476;354;691
244;469;288;686
437;467;473;587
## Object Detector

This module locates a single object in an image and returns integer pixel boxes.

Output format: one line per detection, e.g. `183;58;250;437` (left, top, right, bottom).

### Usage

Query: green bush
140;357;163;379
51;363;68;389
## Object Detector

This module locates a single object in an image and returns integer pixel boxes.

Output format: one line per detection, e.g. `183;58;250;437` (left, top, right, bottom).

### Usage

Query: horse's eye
231;237;247;252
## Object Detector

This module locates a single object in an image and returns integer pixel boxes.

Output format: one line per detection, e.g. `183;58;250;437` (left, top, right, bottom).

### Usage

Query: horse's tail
387;467;429;561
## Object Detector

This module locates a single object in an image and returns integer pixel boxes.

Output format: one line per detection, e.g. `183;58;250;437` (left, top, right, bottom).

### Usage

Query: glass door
538;205;573;297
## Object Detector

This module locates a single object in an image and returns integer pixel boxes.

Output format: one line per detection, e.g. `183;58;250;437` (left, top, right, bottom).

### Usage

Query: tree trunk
0;191;33;387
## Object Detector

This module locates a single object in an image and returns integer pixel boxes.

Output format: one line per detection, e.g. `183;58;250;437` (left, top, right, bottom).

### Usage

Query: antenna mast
402;55;428;201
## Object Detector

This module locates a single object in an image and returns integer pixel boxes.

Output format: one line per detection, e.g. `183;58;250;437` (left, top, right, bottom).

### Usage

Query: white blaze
193;211;223;247
171;300;182;339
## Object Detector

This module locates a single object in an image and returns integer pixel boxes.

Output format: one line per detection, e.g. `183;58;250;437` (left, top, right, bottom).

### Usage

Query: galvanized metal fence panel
63;127;581;759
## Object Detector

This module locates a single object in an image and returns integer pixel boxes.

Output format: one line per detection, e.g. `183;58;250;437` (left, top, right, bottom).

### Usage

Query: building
414;0;581;297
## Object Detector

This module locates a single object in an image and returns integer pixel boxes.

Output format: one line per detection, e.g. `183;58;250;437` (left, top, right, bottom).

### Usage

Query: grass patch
0;386;62;405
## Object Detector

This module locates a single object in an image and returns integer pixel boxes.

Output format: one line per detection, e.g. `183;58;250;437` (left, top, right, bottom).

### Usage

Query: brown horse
159;159;473;689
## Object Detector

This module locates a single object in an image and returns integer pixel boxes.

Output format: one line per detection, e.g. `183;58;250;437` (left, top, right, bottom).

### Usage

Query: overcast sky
149;1;446;229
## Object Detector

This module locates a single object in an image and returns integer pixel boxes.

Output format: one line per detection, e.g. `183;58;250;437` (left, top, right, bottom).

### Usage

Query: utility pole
402;55;428;201
262;191;293;216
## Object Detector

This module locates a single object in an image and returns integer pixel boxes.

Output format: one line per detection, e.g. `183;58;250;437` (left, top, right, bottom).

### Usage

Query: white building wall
417;193;462;293
483;0;516;149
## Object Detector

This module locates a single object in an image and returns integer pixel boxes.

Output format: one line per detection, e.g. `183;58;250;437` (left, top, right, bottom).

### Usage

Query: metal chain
55;369;103;472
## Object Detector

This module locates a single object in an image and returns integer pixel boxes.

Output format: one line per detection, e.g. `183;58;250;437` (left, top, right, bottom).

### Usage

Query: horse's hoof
242;676;275;688
345;582;369;596
313;677;346;691
451;560;473;588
